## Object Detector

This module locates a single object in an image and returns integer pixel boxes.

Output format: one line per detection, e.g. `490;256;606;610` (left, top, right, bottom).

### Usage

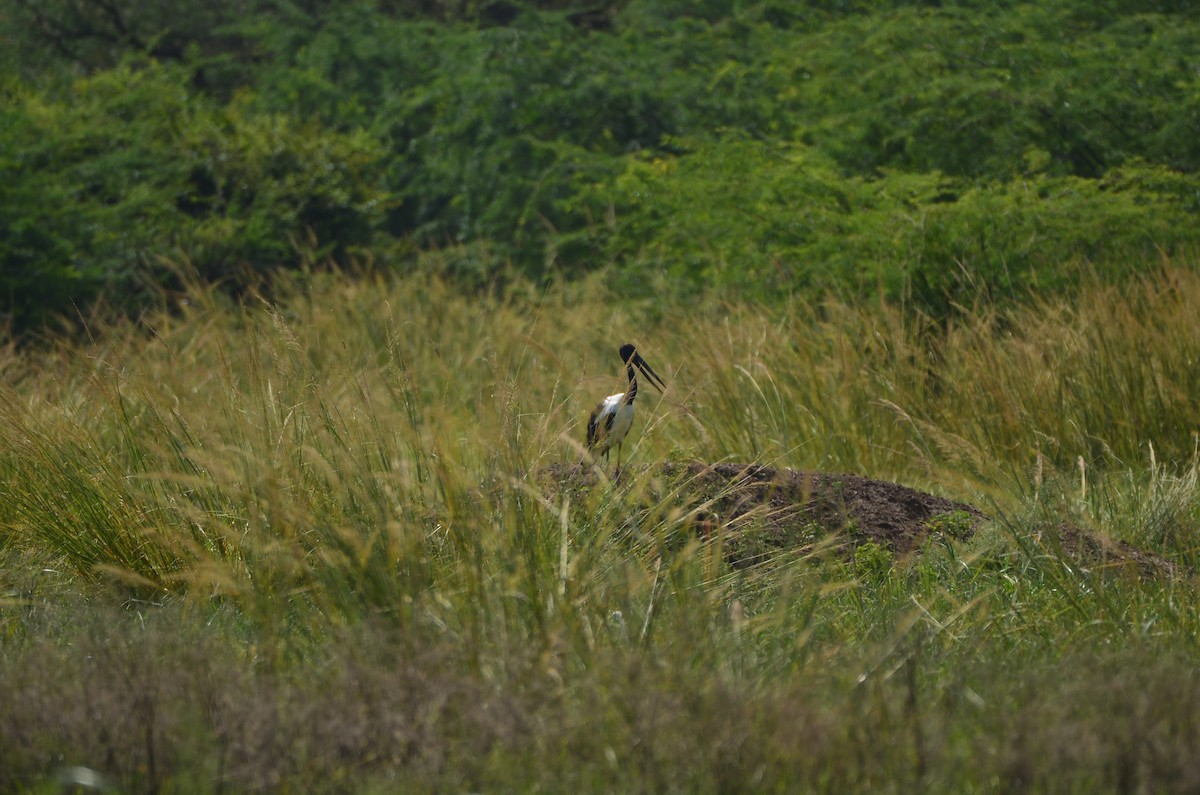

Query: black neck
626;364;638;403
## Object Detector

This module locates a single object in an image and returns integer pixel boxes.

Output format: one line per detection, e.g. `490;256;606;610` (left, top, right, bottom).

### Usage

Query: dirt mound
1050;522;1179;579
543;462;1176;577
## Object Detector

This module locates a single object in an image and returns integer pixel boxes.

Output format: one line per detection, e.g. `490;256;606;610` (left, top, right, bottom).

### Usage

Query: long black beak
632;352;667;392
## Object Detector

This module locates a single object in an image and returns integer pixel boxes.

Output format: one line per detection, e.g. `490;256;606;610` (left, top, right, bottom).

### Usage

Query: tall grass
2;264;1200;791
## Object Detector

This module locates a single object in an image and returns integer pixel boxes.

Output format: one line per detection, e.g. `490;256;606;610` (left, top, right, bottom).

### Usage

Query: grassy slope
2;264;1200;791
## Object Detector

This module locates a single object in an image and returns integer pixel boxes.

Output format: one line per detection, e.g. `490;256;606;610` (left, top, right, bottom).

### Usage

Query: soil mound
543;462;1176;577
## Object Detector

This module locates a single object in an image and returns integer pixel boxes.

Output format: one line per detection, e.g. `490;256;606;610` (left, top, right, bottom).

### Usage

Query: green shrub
0;60;386;331
5;0;1200;329
573;136;1200;311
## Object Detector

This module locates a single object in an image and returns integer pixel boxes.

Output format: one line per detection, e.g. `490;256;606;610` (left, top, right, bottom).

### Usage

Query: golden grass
4;264;1200;791
3;265;1200;599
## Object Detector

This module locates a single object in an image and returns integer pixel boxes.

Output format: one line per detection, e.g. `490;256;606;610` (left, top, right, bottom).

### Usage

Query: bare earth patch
544;462;1177;577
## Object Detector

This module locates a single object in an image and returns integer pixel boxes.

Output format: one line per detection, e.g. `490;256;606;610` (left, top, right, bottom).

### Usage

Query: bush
4;0;1200;330
570;136;1200;311
0;60;387;331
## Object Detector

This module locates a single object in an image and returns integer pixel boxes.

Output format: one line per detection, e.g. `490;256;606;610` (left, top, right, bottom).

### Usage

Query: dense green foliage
2;0;1199;331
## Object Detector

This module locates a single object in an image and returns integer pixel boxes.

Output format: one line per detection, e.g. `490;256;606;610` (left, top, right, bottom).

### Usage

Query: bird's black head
618;342;666;392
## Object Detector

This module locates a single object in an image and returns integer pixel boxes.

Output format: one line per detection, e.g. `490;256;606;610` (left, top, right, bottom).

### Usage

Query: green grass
3;264;1200;792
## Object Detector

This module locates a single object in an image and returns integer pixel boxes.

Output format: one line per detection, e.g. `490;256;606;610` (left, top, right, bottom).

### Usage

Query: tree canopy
2;0;1198;331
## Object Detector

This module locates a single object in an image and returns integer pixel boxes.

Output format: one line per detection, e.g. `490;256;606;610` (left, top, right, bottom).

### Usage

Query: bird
586;343;666;475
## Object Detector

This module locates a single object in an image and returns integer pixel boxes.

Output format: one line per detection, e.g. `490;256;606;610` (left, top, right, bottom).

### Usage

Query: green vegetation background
3;0;1199;331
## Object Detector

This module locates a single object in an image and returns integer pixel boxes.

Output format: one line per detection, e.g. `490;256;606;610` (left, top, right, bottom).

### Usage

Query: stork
587;343;666;475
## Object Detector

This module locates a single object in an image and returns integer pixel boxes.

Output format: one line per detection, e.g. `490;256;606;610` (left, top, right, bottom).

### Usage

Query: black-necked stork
587;343;666;473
